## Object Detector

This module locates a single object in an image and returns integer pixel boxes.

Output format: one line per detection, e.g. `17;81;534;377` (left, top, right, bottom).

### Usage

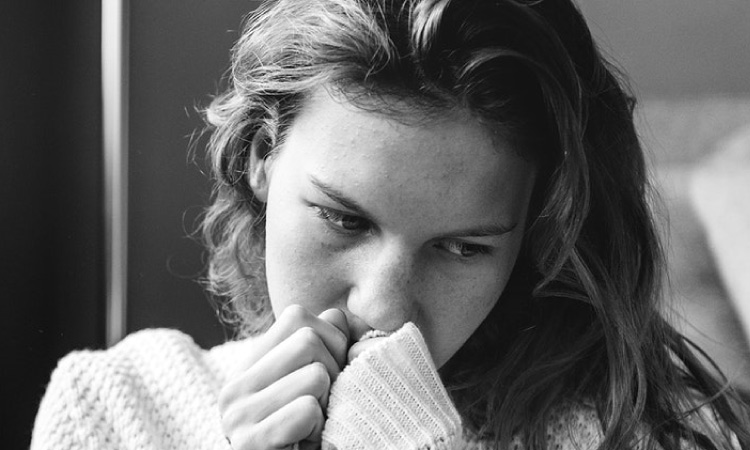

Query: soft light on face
253;89;536;368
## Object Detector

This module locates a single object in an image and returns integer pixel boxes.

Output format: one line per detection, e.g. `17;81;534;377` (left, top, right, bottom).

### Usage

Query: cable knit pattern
32;326;605;450
322;323;462;450
31;329;233;450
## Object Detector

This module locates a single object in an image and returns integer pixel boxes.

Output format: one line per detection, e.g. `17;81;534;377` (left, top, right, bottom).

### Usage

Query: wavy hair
201;0;750;448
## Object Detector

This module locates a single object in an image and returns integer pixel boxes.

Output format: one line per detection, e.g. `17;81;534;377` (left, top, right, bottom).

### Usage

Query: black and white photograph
3;1;750;449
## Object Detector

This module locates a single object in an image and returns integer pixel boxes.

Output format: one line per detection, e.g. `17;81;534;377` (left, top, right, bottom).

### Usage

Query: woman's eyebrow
309;175;369;215
309;174;517;237
442;222;518;238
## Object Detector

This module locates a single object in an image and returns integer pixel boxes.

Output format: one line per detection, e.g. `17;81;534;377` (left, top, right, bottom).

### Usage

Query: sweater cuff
322;323;462;450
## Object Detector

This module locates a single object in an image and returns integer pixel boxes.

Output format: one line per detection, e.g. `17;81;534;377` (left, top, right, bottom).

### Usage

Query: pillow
689;124;750;390
691;124;750;338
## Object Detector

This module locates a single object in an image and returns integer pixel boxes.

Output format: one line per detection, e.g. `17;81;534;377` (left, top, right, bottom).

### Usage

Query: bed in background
638;97;750;390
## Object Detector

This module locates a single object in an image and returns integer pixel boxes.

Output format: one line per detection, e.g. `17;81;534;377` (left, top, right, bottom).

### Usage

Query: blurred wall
580;0;750;389
579;0;750;97
1;2;103;448
125;0;259;348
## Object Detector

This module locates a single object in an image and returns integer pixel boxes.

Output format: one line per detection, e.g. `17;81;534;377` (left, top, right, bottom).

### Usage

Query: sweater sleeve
321;323;464;450
31;329;233;450
30;352;108;450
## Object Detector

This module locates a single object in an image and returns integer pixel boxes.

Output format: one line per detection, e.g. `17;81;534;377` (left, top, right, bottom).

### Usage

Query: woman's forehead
276;88;536;234
292;86;509;149
288;88;505;168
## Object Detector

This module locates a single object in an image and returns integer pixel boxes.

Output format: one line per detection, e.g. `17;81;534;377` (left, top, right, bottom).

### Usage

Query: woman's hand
219;305;349;450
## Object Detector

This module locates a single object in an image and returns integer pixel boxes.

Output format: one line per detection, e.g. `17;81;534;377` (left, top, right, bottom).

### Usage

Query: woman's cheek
425;262;507;367
265;209;346;316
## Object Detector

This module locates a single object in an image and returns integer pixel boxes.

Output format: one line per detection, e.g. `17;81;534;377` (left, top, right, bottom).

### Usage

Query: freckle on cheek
316;238;338;253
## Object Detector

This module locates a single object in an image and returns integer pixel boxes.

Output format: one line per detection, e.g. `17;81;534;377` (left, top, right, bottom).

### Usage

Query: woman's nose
345;241;420;333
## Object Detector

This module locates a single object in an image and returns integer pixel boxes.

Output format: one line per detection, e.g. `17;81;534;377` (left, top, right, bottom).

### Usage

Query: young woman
32;0;750;449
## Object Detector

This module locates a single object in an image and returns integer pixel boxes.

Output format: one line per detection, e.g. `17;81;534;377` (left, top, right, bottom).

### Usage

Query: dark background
2;1;256;447
2;2;104;448
2;1;749;448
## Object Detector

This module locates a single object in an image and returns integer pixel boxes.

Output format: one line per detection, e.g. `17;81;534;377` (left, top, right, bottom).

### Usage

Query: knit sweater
31;323;603;450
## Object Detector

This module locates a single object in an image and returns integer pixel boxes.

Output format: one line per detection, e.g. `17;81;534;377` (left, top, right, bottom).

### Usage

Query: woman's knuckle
299;394;321;414
308;362;330;391
281;304;308;325
295;326;320;349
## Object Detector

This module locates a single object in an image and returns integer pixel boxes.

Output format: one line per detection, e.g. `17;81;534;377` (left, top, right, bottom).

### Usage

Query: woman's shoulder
43;328;246;405
533;399;741;450
54;328;252;380
506;401;602;450
31;328;241;450
545;400;603;450
53;328;225;385
458;401;603;450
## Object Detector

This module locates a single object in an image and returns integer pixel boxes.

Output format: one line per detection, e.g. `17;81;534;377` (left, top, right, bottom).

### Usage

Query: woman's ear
248;129;273;203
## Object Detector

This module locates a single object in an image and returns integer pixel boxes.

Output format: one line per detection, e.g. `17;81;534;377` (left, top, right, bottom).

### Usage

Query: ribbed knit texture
31;326;605;450
322;323;462;450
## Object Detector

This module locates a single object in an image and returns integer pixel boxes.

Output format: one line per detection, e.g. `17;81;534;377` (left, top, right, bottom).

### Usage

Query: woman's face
253;89;536;368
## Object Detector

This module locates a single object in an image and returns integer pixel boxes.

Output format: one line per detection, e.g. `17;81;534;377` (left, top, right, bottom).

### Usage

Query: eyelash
437;240;492;258
313;206;492;259
314;206;372;234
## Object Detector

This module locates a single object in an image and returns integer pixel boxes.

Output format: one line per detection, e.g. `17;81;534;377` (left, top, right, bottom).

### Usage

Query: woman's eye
314;207;370;233
439;240;491;258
